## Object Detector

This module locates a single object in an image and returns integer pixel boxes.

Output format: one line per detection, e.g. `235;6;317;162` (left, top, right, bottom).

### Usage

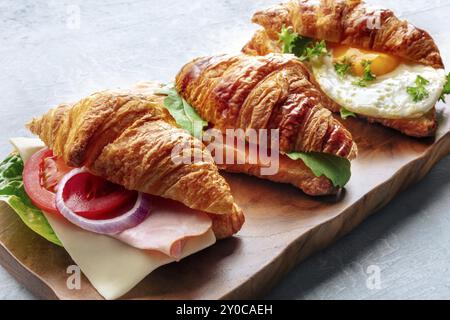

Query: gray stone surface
1;0;450;300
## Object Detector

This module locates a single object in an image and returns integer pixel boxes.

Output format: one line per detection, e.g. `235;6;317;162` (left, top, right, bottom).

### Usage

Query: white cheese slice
11;138;216;300
9;137;45;162
46;213;215;300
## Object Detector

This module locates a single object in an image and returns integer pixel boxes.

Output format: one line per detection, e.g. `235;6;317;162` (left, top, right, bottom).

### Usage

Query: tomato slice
23;148;137;220
61;172;137;220
23;148;71;214
42;155;72;192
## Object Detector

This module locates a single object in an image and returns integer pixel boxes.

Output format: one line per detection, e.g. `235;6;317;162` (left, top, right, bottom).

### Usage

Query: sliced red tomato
42;155;72;192
23;148;137;220
23;148;71;214
61;172;137;220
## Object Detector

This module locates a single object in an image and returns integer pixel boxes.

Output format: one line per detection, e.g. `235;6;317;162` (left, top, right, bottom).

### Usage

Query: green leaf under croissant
0;153;62;246
340;107;356;120
159;85;351;188
286;152;351;188
158;84;208;138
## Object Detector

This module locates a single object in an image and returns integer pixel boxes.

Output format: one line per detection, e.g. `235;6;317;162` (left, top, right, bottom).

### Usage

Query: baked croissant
27;82;244;239
242;0;446;137
176;53;357;195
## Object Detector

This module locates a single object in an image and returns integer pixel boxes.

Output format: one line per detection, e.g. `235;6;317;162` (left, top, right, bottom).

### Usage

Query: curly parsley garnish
352;60;376;87
439;72;450;103
334;58;352;79
407;75;430;102
278;26;327;61
278;26;300;54
300;40;328;61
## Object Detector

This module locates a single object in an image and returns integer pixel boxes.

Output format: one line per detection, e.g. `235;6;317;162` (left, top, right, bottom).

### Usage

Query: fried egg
311;45;447;119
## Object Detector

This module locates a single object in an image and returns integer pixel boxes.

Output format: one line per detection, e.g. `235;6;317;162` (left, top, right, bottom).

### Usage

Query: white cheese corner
10;137;45;162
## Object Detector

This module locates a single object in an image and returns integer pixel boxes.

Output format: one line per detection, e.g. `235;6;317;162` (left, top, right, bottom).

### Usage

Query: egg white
311;54;447;119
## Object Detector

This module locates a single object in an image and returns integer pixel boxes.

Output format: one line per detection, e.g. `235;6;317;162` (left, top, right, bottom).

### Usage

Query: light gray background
1;0;450;300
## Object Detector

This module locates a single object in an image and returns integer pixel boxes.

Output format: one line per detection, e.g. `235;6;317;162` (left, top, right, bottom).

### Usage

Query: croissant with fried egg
27;82;244;239
176;53;357;195
242;0;447;137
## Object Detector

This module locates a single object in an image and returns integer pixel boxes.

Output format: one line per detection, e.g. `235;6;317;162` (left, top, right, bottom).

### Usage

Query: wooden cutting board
1;103;450;299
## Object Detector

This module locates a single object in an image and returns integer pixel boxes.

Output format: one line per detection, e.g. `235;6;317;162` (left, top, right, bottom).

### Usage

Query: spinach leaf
286;152;351;188
158;84;207;138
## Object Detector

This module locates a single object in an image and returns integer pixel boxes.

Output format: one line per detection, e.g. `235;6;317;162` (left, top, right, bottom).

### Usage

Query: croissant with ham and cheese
242;0;448;137
175;53;357;195
27;82;244;239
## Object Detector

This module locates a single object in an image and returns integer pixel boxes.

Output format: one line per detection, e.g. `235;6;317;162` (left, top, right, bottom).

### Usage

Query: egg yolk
332;45;400;77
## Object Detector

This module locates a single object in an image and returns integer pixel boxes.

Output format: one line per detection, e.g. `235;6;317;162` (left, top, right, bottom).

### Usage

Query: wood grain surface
1;0;450;300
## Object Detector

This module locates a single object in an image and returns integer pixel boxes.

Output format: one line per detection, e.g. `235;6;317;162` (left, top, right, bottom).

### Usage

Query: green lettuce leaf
0;153;62;246
286;152;351;188
439;72;450;103
340;107;356;119
157;84;208;138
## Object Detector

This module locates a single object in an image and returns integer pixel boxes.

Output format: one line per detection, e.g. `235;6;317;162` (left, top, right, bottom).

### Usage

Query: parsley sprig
300;40;328;61
278;26;327;61
334;58;352;79
407;75;430;102
278;26;300;54
352;60;376;87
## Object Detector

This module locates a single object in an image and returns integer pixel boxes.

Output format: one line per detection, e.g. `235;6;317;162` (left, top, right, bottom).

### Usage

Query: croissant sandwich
174;53;357;196
243;0;449;137
1;82;244;299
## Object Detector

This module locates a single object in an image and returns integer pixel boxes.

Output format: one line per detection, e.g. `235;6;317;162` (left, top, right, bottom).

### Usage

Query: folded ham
114;195;212;259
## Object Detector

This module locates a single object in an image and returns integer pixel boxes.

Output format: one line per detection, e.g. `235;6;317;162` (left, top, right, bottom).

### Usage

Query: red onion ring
56;168;150;234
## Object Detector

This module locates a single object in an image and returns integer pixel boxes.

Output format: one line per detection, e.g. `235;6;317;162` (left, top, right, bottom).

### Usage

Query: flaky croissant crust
176;54;357;159
27;82;244;239
245;0;444;68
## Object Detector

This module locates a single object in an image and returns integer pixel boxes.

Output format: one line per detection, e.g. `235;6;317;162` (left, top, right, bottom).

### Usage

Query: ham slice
114;195;212;259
